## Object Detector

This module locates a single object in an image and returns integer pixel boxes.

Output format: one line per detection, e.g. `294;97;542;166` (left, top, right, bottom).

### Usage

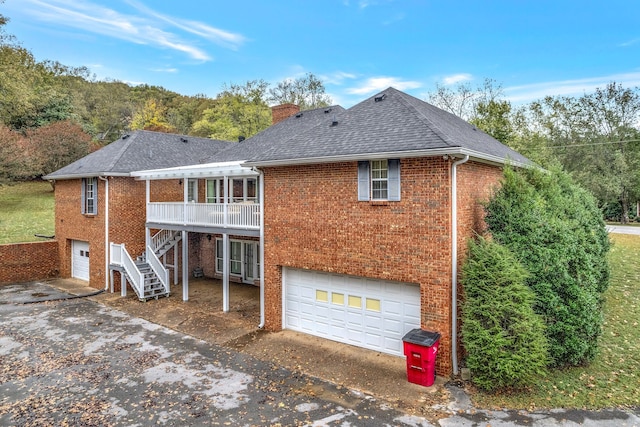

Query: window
206;178;258;203
81;177;98;215
215;239;224;272
371;160;388;200
230;241;242;274
187;179;198;202
206;179;222;203
232;177;258;203
357;159;400;201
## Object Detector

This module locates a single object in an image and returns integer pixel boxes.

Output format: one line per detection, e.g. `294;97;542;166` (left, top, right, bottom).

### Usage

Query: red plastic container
402;329;441;387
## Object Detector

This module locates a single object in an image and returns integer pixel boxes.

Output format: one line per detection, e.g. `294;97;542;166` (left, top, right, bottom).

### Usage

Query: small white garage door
72;240;90;281
284;268;421;357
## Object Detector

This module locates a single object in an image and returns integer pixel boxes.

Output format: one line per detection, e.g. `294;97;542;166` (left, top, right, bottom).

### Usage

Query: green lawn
472;233;640;410
0;181;55;244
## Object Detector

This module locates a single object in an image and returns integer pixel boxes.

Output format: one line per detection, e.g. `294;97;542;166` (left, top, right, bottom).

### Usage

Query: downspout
451;154;468;376
257;168;265;329
99;176;109;291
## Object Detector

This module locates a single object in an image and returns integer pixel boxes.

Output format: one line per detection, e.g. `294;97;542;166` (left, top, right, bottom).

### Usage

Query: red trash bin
402;329;441;387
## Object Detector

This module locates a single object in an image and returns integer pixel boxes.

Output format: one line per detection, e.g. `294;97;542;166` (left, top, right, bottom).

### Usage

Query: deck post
223;233;229;312
182;230;189;301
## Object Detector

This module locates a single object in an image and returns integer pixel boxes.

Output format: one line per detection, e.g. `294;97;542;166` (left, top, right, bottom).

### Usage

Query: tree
484;166;610;368
25;120;92;178
461;237;548;391
470;99;514;145
268;73;332;110
428;78;515;144
130;99;176;133
0;124;27;182
519;83;640;222
428;78;504;122
192;80;271;140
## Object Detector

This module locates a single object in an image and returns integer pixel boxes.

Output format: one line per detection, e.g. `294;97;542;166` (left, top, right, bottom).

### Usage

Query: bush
484;166;610;368
461;237;548;392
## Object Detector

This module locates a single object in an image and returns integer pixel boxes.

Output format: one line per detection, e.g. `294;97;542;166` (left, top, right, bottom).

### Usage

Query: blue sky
3;0;640;108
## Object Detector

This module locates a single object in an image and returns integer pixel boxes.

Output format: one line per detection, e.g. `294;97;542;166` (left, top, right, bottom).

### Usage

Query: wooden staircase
134;261;168;300
110;230;182;302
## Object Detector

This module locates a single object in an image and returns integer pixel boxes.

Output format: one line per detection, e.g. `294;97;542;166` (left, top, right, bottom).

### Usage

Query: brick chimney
271;103;300;125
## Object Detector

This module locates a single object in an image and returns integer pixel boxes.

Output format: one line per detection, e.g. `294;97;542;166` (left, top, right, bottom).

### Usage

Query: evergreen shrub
484;166;610;368
461;237;548;392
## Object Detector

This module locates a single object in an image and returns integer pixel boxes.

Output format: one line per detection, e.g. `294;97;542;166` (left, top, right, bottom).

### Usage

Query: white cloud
150;67;178;73
504;72;640;103
320;71;358;86
18;0;246;61
443;73;473;85
346;76;422;95
125;0;247;50
619;38;640;47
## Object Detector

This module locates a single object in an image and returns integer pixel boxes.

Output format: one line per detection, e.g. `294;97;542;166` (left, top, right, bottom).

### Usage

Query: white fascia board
242;147;532;168
42;172;131;181
131;161;258;180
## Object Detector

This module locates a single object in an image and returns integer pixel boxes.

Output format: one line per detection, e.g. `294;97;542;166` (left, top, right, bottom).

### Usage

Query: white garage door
72;240;90;281
284;268;421;357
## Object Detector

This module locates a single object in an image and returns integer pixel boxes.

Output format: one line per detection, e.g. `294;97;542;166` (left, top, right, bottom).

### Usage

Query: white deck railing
110;243;144;297
147;202;260;229
146;245;169;295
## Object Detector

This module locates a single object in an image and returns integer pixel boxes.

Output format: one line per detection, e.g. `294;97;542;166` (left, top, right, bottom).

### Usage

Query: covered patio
129;161;265;326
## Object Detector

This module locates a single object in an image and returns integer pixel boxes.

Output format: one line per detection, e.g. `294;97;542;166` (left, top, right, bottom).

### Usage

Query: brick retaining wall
0;241;59;284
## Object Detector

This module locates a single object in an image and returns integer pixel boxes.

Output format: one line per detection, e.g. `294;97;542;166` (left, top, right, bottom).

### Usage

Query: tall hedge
484;166;610;368
461;237;548;391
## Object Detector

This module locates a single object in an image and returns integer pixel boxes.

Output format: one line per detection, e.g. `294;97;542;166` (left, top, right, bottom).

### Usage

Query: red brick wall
54;177;184;290
0;241;59;284
261;157;502;375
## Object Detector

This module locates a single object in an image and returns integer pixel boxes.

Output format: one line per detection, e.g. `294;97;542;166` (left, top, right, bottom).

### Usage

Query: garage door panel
284;268;421;357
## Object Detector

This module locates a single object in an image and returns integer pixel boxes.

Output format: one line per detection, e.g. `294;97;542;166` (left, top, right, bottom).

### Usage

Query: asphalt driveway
0;282;432;426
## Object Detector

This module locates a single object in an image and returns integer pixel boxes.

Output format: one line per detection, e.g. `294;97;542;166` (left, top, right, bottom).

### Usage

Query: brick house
45;87;529;376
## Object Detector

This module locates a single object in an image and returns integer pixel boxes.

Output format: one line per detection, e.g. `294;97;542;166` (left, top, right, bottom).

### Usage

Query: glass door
243;242;254;282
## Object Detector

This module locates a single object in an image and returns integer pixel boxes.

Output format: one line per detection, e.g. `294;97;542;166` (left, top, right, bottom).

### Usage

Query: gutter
98;176;110;291
451;154;469;376
242;148;531;169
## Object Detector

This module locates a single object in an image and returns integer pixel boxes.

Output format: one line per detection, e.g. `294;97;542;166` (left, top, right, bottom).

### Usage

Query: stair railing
146;246;169;295
110;243;144;298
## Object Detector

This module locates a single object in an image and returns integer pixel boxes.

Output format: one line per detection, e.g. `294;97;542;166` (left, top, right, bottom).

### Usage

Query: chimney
271;103;300;125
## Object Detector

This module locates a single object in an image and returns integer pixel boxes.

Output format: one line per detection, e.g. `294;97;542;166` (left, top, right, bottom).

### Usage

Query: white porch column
182;230;189;301
174;245;179;285
145;180;151;250
222;233;229;312
223;175;229;228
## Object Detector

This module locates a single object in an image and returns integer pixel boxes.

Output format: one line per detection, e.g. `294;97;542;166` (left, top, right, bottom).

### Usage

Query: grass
0;181;55;244
472;233;640;410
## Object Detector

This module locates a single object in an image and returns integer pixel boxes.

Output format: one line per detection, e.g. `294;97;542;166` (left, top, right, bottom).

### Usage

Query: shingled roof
44;130;233;180
242;87;531;167
208;104;346;163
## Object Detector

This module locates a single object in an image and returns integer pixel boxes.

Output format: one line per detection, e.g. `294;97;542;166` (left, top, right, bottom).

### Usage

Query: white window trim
81;177;98;215
371;159;389;200
187;179;198;203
